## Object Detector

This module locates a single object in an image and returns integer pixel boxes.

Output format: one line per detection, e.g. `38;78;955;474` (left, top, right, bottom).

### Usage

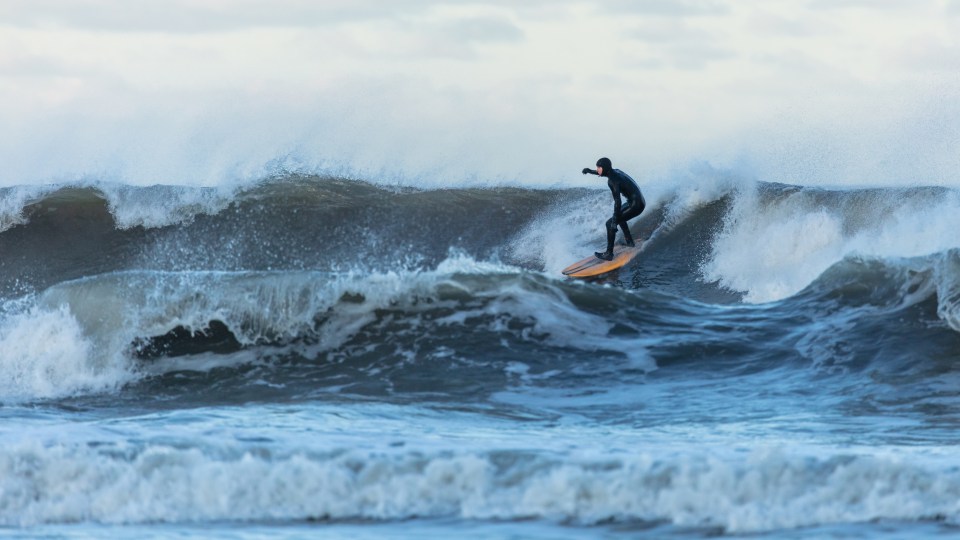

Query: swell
6;178;960;304
4;176;960;407
0;178;573;298
0;176;699;300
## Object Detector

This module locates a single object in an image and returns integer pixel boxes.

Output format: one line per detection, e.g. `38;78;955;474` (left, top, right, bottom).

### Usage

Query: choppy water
2;176;960;538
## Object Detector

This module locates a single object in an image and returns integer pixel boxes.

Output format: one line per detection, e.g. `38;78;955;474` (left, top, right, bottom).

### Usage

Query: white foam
0;180;239;233
96;182;236;229
704;186;960;303
509;191;609;274
0;304;134;401
0;185;57;233
1;442;956;532
652;162;743;229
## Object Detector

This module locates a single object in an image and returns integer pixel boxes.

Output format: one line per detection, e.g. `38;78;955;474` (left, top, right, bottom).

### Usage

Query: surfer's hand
581;168;592;175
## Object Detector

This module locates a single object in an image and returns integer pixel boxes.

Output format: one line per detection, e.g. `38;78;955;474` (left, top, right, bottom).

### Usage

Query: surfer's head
596;157;612;177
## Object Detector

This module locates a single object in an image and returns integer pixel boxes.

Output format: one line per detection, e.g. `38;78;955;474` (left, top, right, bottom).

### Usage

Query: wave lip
1;442;956;533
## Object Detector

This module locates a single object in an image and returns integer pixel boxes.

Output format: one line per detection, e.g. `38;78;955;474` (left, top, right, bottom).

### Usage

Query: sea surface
2;175;960;539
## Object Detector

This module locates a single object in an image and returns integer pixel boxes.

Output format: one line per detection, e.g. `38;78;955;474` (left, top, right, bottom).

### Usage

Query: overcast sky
2;0;959;186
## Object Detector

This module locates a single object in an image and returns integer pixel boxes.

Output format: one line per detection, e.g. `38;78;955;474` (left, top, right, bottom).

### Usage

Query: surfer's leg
605;217;618;252
618;202;645;247
618;218;635;246
595;217;617;260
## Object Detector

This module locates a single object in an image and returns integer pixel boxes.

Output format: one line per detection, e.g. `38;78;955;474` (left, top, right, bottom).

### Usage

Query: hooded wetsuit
583;158;645;257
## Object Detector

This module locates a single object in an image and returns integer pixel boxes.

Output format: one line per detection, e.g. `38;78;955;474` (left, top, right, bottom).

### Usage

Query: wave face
3;175;960;537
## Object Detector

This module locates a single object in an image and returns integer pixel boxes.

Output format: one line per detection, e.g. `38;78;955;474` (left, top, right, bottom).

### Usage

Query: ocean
1;175;959;539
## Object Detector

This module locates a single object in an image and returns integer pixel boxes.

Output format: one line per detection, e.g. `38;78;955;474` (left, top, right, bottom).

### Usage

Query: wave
0;171;741;304
0;256;657;403
1;440;956;533
2;252;958;406
6;175;960;302
703;183;960;303
0;178;598;298
4;176;960;404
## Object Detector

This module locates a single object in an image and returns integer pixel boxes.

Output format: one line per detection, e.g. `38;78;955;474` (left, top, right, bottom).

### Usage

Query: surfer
582;157;646;260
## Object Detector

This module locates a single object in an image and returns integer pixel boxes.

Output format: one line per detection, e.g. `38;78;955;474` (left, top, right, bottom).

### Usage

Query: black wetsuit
584;168;645;256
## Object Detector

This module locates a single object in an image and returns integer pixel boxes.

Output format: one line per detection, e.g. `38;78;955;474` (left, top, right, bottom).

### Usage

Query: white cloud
1;1;959;187
0;0;437;33
623;18;735;70
602;0;730;17
806;0;925;10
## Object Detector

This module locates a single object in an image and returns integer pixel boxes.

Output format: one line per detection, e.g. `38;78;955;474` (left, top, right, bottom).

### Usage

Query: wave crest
2;442;956;532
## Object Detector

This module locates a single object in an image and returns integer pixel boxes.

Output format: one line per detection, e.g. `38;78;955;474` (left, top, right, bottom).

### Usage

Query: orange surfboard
561;245;641;278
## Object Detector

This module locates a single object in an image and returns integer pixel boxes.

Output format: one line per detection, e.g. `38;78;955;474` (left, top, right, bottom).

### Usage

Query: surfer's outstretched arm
582;168;599;175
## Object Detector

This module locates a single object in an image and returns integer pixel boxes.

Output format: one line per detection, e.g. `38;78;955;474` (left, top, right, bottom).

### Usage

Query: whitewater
1;169;959;540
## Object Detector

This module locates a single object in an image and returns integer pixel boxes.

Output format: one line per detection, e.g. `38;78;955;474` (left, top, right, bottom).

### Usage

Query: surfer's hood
596;157;612;177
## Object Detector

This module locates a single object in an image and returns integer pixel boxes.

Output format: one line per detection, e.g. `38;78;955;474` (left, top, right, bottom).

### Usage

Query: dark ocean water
1;176;960;538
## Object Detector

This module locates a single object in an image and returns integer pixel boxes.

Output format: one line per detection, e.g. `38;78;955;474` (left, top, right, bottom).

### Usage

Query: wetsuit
583;166;645;258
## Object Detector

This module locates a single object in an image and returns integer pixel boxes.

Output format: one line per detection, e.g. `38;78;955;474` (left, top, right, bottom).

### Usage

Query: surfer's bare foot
595;251;613;261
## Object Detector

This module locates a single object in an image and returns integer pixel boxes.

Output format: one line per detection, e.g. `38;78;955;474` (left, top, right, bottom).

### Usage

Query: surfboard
561;245;641;278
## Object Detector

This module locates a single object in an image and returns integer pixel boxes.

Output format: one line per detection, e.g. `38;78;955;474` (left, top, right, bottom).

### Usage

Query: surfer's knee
605;217;618;232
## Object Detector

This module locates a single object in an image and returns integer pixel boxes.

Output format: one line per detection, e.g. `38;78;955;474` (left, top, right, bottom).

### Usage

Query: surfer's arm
582;168;598;175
